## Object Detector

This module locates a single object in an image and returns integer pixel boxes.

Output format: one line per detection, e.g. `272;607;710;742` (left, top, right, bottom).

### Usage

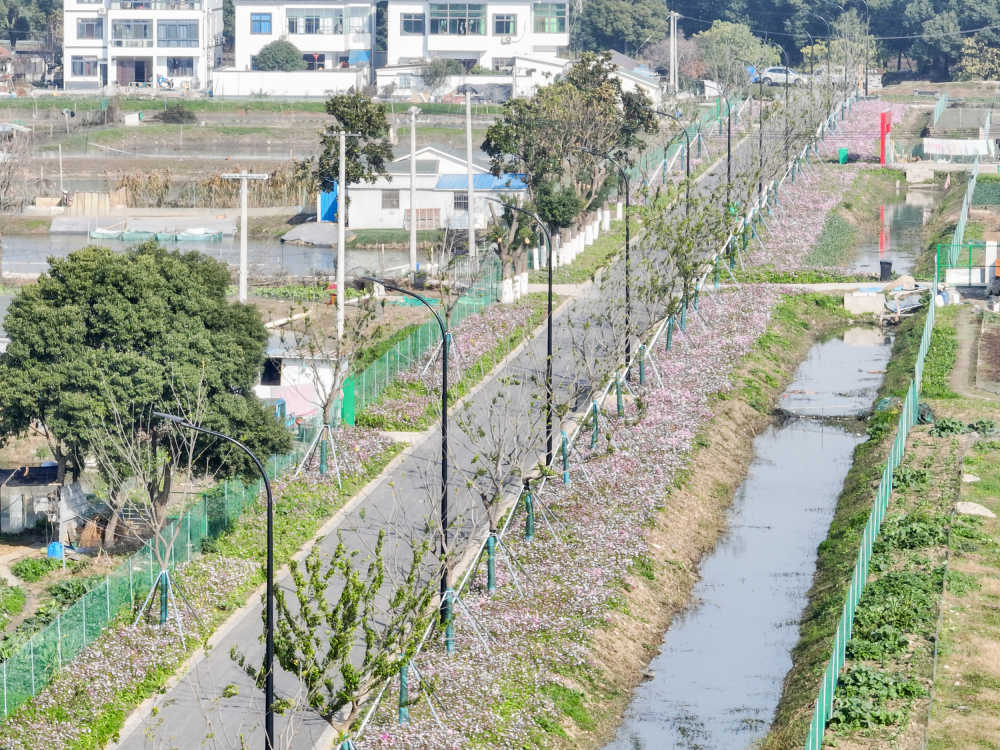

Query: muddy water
606;327;892;750
0;233;410;278
850;187;939;276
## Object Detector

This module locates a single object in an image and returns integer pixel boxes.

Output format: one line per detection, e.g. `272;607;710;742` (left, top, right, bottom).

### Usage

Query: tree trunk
104;506;121;548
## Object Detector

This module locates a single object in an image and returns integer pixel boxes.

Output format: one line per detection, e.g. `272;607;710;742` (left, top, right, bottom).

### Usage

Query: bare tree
279;294;379;480
0;133;29;212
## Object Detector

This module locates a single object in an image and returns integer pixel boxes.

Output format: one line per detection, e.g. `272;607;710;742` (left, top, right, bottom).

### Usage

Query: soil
561;296;856;748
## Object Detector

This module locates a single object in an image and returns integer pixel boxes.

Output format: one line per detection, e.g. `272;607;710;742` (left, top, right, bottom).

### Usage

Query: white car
759;67;808;86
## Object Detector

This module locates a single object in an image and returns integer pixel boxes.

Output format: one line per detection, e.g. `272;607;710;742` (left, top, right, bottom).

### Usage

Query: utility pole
465;87;476;257
409;106;419;274
221;169;269;303
338;130;346;338
669;11;679;93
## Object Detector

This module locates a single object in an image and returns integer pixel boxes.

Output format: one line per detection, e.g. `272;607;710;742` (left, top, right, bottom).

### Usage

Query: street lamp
776;48;791;166
736;57;766;200
649;108;690;214
152;412;277;750
811;12;833;113
358;277;452;641
481;197;555;467
856;0;871;96
574;147;632;376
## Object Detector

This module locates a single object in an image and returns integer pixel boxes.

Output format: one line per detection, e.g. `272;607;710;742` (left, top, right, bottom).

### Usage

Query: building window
429;4;486;35
288;9;342;34
112;19;153;41
533;2;566;33
382;190;400;209
454;192;468;210
158;21;198;47
348;7;369;33
493;14;515;35
261;358;282;386
250;13;272;34
71;56;99;76
493;57;514;72
166;56;194;76
77;18;103;40
405;208;440;230
400;13;425;34
303;53;325;69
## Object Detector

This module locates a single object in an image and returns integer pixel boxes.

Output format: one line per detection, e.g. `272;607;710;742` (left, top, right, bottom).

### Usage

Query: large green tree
254;39;306;71
315;92;393;193
0;243;290;545
573;0;669;55
483;51;657;220
693;20;779;91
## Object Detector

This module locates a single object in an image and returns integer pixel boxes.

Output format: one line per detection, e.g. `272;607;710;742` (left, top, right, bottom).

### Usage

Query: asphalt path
114;87;829;750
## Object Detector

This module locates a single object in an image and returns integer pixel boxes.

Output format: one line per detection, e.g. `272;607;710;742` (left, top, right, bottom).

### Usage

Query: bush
11;557;61;582
422;58;464;90
254;40;306;72
157;103;197;124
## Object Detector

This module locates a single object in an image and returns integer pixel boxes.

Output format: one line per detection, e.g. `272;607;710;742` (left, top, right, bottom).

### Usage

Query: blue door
320;182;338;222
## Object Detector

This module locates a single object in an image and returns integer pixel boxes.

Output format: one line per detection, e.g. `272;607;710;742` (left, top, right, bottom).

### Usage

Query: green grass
762;304;930;750
805;213;857;266
528;221;626;285
357;293;550;430
345;228;443;249
0;585;25;627
11;557;62;582
732;266;877;284
6;441;404;746
882;305;957;399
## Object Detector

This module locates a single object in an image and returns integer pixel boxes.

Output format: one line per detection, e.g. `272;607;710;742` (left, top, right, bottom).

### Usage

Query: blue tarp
434;173;528;191
348;50;371;64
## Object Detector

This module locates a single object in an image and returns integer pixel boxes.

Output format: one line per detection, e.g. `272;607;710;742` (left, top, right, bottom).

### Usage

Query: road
114;86;831;750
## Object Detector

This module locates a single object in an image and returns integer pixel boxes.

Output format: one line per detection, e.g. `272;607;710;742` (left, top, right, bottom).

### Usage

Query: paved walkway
112;92;807;750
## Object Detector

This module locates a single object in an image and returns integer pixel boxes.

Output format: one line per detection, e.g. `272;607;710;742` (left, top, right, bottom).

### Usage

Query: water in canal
606;327;892;750
850;187;938;276
0;233;411;278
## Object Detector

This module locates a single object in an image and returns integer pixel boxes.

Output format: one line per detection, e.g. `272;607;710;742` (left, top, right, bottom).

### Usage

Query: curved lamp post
481;197;555;467
358;277;452;641
152;412;276;750
736;56;766;201
574;146;632;377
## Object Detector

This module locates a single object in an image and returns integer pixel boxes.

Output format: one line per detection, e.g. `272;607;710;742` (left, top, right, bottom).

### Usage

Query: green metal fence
803;160;982;750
353;255;501;413
0;424;319;721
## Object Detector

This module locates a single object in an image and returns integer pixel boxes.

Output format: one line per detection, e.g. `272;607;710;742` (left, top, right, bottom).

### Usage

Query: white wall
386;0;568;67
211;67;364;95
63;0;223;90
233;0;372;71
346;179;518;230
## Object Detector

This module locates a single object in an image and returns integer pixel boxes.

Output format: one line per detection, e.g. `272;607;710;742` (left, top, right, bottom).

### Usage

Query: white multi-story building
386;0;568;69
63;0;223;90
232;0;373;71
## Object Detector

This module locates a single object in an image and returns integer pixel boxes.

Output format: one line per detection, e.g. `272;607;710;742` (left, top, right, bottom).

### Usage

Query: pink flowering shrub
359;287;783;748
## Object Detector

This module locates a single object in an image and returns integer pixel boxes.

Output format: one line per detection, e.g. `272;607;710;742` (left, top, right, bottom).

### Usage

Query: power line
675;12;1000;43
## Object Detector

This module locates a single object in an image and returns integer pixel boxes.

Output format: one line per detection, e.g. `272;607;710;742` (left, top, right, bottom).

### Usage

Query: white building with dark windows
62;0;223;90
232;0;374;71
386;0;568;69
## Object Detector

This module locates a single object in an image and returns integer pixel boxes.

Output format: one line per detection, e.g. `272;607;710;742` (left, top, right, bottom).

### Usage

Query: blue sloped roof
435;173;528;191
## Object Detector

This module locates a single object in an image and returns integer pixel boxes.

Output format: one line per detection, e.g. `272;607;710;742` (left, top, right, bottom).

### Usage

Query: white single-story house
254;330;334;418
341;145;528;230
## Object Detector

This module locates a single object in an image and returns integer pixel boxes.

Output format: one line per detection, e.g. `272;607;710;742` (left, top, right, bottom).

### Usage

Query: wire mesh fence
354;255;501;413
0;424;319;721
802;157;978;750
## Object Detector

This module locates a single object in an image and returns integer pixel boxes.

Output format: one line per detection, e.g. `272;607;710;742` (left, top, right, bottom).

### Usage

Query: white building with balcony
62;0;223;90
385;0;568;69
232;0;373;71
